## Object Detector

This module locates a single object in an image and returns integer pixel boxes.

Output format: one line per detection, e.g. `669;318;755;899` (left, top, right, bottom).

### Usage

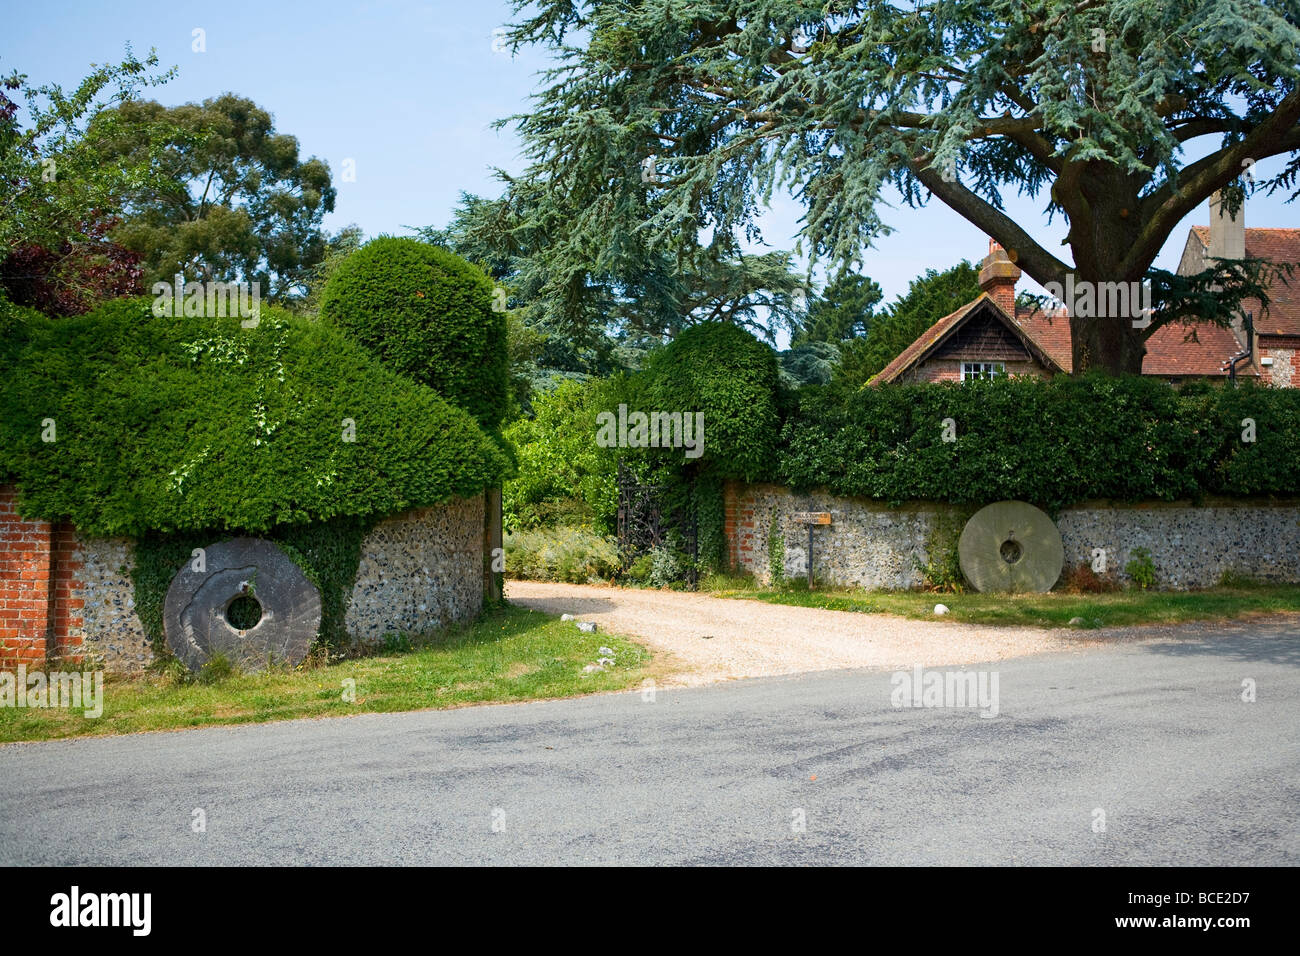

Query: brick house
874;196;1299;386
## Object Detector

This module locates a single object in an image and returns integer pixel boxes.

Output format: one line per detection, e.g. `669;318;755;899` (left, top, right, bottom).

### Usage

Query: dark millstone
163;538;322;673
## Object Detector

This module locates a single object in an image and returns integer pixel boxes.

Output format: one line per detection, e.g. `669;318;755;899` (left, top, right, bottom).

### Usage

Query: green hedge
0;297;508;535
778;374;1300;510
634;321;781;482
319;236;508;430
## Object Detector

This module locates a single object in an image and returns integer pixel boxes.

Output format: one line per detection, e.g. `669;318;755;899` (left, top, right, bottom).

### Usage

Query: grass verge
706;579;1300;629
0;604;651;744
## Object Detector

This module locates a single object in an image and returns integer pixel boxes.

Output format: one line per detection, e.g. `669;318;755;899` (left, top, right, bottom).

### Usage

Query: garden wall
0;484;488;670
724;482;1300;590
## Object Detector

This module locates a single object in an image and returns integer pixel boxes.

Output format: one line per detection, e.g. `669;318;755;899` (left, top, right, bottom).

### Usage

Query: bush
778;374;1300;509
503;526;619;583
503;378;620;533
319;236;508;430
1125;547;1157;590
1061;563;1121;593
634;322;781;482
0;298;508;535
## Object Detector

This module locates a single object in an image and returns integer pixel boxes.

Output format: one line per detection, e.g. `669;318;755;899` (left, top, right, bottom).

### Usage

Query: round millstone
163;538;322;672
958;501;1064;594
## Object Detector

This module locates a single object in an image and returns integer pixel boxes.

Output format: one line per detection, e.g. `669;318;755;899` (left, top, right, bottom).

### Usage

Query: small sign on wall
789;512;832;525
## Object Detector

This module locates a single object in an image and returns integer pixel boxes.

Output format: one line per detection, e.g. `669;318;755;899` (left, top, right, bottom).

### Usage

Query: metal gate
615;462;698;587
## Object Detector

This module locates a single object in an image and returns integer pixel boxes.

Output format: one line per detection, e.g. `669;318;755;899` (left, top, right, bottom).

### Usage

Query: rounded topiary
638;321;781;481
319;236;508;430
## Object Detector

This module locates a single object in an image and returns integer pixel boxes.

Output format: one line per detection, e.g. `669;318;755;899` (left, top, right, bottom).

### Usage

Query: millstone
163;537;322;672
958;501;1063;594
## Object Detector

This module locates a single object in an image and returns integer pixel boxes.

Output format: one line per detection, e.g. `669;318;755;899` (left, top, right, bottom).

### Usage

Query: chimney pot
979;239;1021;314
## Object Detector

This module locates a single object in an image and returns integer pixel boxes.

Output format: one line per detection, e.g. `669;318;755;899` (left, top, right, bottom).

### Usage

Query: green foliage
794;272;882;345
914;513;968;593
319;236;508;430
500;1;1300;374
767;517;785;585
197;653;236;685
0;297;507;535
423;185;806;345
0;49;179;254
835;262;982;387
1125;547;1157;590
779;375;1300;509
635;322;781;482
779;341;840;387
503;378;620;533
100;94;335;300
504;526;620;583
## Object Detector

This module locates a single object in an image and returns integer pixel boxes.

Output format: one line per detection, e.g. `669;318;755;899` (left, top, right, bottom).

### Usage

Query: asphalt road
2;622;1297;865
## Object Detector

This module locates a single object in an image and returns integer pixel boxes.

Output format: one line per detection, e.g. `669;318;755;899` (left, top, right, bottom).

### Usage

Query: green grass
0;604;652;744
707;578;1300;629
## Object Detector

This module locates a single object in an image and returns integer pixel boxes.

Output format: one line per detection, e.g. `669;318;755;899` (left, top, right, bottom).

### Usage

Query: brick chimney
1208;190;1245;261
979;238;1021;314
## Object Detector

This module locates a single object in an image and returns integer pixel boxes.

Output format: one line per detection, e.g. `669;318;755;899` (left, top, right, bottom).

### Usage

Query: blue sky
4;0;1296;324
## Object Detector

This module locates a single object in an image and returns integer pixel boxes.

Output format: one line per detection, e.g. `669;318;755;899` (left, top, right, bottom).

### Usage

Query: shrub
0;298;508;535
1061;562;1121;594
503;378;620;533
503;526;619;583
1125;547;1157;590
634;321;781;482
778;374;1300;509
319;236;508;430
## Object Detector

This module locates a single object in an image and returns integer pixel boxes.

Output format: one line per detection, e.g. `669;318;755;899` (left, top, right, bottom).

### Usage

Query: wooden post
788;512;831;588
484;486;503;603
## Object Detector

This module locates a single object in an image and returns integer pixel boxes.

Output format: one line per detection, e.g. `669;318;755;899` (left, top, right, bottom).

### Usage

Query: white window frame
961;361;1005;381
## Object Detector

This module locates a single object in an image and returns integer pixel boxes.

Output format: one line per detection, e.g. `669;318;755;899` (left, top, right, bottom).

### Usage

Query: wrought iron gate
615;462;698;586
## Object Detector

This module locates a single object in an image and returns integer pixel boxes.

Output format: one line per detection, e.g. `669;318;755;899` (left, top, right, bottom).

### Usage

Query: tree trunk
1069;312;1146;375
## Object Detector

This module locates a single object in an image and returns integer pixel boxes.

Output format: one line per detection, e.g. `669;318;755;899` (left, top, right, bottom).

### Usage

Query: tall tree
433;172;807;346
836;261;982;386
0;50;178;313
500;0;1300;375
793;271;882;344
98;94;335;300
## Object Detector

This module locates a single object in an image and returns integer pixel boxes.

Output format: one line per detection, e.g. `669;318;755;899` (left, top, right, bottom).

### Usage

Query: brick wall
1260;336;1300;388
0;485;51;665
0;485;84;667
905;359;1052;384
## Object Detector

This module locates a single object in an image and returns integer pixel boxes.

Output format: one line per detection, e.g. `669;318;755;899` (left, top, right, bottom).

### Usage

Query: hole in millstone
999;539;1024;564
226;594;263;630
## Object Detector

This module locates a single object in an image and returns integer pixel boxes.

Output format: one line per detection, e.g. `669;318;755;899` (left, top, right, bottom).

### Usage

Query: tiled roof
872;294;1067;384
1013;306;1073;372
877;225;1299;384
871;297;983;384
1143;321;1256;377
1189;226;1300;336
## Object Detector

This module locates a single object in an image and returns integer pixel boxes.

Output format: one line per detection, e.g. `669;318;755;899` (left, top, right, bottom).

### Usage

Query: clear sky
4;0;1296;325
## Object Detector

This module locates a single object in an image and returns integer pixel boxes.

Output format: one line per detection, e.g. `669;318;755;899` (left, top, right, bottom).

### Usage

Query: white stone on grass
934;604;950;616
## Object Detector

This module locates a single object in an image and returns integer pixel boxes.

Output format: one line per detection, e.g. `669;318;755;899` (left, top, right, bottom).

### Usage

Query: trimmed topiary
318;236;508;430
636;321;782;482
0;297;508;536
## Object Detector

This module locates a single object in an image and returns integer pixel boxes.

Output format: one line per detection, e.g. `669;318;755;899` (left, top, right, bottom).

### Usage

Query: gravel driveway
506;580;1110;685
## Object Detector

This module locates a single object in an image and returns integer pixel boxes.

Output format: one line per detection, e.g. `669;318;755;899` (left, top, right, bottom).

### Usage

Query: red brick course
0;485;85;667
